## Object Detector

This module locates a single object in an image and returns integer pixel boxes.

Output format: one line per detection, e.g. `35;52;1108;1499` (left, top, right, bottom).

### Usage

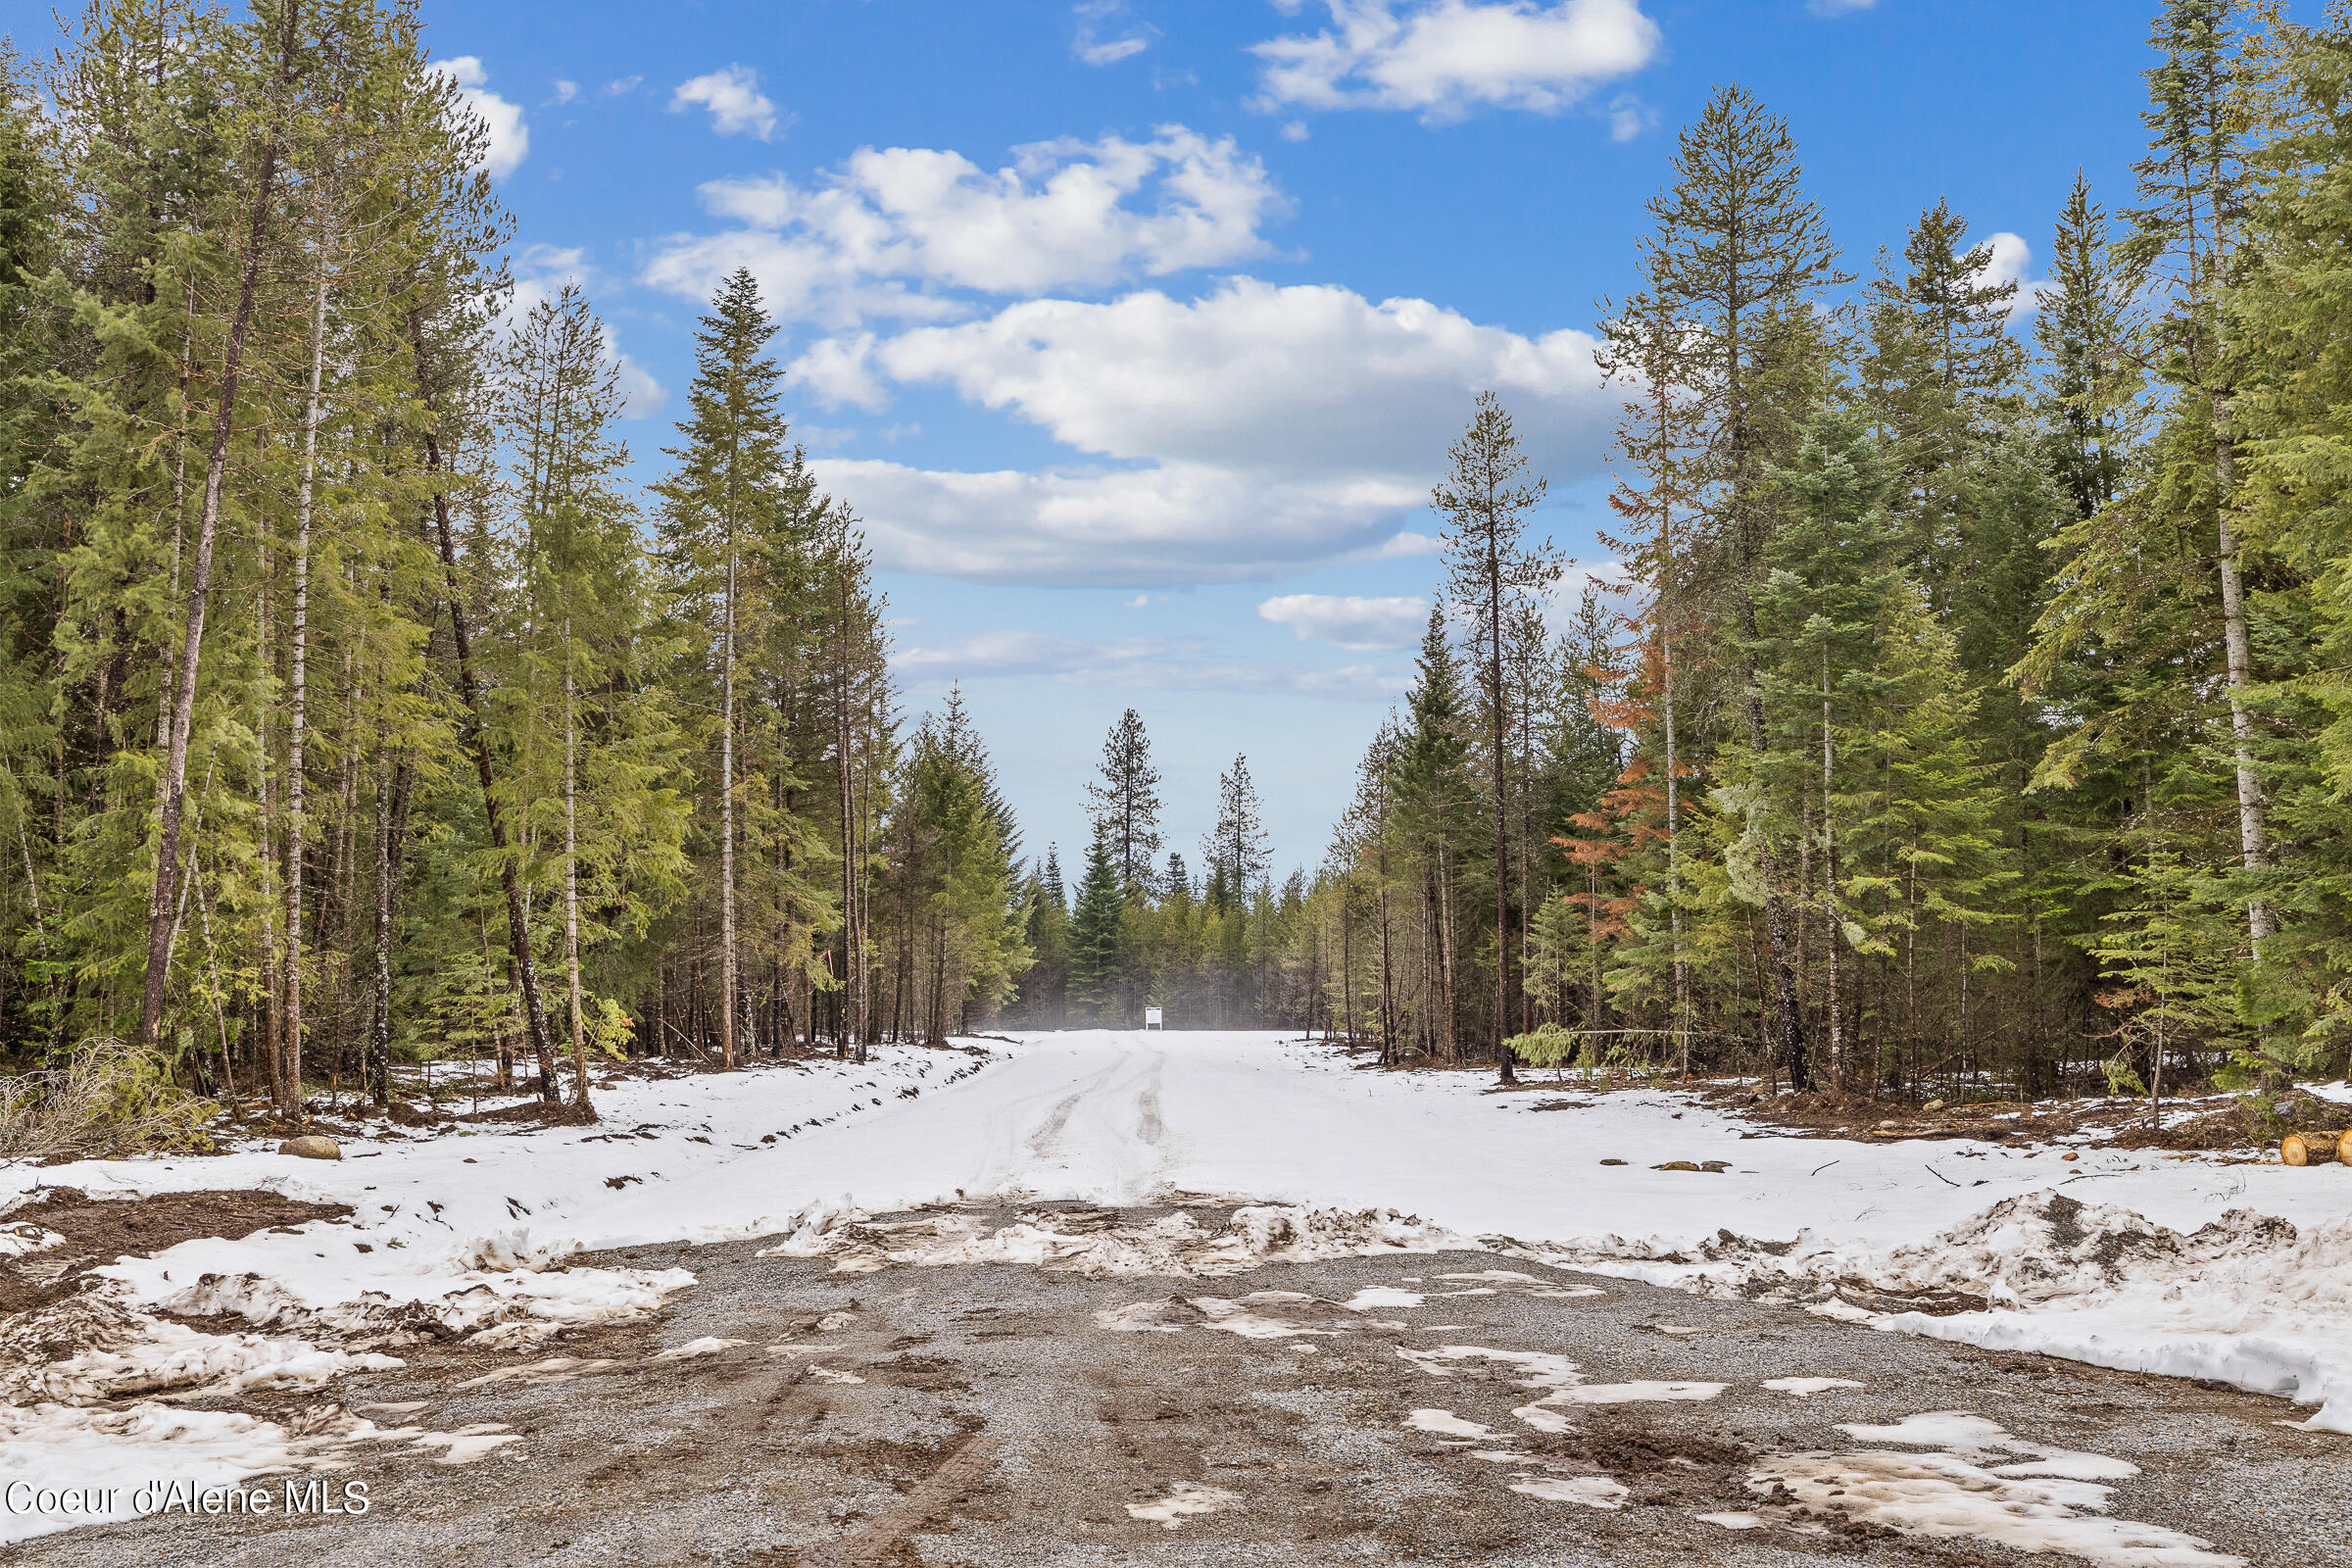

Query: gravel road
6;1200;2340;1568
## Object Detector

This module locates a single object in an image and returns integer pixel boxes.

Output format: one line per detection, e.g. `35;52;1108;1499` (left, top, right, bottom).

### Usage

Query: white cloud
670;65;781;141
1251;0;1661;121
1606;93;1656;141
553;79;579;105
798;279;1609;476
603;75;643;96
896;629;1404;700
1258;594;1430;650
1074;0;1153;64
612;356;669;419
1378;530;1442;559
809;458;1425;586
1981;230;2050;320
434;57;528;178
641;127;1287;324
794;280;1615;585
1808;0;1876;14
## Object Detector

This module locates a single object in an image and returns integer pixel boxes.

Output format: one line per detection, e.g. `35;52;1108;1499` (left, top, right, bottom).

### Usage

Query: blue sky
404;0;2176;878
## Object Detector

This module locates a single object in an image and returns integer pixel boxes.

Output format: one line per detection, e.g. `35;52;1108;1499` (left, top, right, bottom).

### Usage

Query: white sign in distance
1145;1006;1163;1028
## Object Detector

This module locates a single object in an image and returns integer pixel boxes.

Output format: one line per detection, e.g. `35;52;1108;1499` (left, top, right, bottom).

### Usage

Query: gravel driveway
7;1201;2338;1567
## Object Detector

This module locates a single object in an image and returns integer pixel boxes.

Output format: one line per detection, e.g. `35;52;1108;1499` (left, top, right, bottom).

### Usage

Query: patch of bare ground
1700;1080;2346;1153
0;1185;352;1314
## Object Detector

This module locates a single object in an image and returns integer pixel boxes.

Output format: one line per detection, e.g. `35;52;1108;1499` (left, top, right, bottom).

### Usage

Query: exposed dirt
454;1099;597;1127
0;1187;352;1312
1694;1081;2350;1155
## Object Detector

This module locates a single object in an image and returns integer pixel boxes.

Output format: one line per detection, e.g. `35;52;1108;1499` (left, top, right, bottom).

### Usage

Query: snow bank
0;1400;520;1545
1527;1190;2352;1433
0;1292;399;1402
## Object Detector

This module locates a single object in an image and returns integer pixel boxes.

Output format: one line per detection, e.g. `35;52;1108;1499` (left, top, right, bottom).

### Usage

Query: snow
1763;1377;1864;1397
1754;1411;2241;1566
1509;1474;1628;1508
1124;1481;1240;1527
2;1029;2347;1533
1404;1408;1492;1438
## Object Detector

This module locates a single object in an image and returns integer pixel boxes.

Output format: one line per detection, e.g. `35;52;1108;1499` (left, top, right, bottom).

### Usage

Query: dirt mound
2104;1089;2344;1152
1575;1417;1751;1475
457;1098;597;1126
1716;1082;2347;1153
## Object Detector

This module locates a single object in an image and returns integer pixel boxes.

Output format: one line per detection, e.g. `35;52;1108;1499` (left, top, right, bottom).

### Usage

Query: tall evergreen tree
1084;709;1164;896
1435;392;1560;1082
655;268;791;1069
1638;83;1848;1088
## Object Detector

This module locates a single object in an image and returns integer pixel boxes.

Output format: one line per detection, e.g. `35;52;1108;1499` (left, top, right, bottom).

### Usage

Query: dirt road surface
6;1200;2339;1567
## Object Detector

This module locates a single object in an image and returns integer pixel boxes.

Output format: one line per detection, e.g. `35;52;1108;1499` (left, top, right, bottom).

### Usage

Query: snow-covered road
574;1028;2352;1252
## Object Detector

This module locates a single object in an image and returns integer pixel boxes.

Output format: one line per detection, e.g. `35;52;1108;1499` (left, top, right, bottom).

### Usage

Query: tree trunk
719;539;739;1070
280;200;332;1115
1822;664;1842;1088
138;87;286;1054
1489;546;1514;1084
564;631;592;1113
415;379;561;1102
2211;396;2273;947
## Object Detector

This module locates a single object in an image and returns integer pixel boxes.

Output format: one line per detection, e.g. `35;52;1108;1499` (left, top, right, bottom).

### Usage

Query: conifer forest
6;0;2352;1127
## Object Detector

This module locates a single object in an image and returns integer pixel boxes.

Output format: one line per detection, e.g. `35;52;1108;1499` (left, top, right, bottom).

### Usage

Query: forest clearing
7;0;2352;1559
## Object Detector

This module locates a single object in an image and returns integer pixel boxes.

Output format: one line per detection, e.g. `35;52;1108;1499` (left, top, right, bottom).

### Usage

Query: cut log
2282;1131;2346;1167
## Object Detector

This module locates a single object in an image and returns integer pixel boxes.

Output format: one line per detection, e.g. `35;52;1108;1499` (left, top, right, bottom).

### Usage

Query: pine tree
1639;83;1848;1088
1085;709;1164;896
495;283;690;1112
1392;607;1474;1059
1434;392;1561;1081
1018;845;1073;1027
656;269;793;1069
2036;173;2143;520
2124;0;2277;944
1204;756;1271;910
1068;828;1125;1024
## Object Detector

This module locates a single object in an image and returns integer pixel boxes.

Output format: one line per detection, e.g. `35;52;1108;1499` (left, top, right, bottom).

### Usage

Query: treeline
1294;0;2352;1099
0;0;1029;1120
1005;713;1343;1032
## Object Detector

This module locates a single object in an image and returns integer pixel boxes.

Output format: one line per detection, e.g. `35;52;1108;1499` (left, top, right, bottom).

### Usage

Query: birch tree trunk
280;200;332;1113
564;624;591;1111
2211;395;2273;946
